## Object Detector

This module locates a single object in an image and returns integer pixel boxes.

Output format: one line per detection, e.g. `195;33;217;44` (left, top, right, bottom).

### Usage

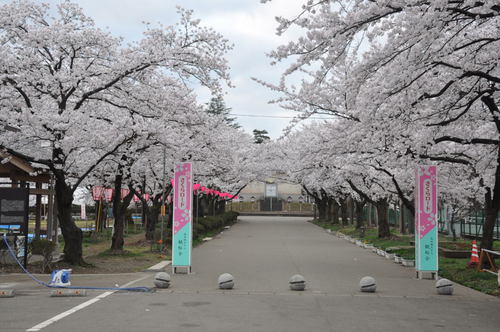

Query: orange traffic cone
469;240;480;267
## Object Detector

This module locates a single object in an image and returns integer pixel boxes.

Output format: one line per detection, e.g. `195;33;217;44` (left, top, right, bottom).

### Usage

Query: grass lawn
439;258;500;296
4;215;234;274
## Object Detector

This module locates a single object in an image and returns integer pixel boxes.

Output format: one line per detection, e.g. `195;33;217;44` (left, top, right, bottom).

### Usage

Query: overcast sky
39;0;308;138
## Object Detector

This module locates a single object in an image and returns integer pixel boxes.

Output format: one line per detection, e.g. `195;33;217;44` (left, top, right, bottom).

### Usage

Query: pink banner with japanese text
172;162;193;267
415;165;438;272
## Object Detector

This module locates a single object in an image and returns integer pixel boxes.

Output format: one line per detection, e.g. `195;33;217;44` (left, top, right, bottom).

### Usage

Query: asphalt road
1;216;499;332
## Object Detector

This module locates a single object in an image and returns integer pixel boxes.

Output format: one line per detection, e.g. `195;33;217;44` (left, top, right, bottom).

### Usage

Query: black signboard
0;187;29;232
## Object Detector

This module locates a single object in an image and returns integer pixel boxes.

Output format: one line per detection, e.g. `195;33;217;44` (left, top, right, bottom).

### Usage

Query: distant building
237;178;309;203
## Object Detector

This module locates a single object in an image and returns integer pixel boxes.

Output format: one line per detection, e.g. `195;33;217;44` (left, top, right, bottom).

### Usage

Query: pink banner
92;186;104;200
132;192;151;202
416;166;437;239
173;163;193;235
104;188;113;202
120;188;130;200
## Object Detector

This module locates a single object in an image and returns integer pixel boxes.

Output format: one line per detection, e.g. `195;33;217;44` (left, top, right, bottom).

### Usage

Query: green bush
30;239;57;273
152;229;171;243
30;239;56;256
225;211;239;221
193;223;206;239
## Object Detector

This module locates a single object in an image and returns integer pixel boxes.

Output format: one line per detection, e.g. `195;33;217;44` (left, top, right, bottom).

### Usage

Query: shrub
195;212;239;236
193;223;206;240
30;239;56;273
30;239;56;256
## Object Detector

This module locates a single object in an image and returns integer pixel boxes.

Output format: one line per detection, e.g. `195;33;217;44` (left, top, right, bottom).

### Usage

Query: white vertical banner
80;204;86;220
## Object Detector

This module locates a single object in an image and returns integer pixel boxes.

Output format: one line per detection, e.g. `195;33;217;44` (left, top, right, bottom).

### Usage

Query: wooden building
0;150;56;240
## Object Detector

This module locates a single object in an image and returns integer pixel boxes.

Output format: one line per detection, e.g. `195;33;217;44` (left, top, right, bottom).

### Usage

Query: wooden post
52;197;58;242
34;182;42;240
47;177;54;241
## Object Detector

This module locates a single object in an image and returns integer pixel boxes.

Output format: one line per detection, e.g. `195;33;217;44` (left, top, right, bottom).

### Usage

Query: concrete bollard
50;289;87;297
154;272;171;288
218;273;234;289
436;278;454;295
359;276;377;293
289;274;306;291
0;289;15;298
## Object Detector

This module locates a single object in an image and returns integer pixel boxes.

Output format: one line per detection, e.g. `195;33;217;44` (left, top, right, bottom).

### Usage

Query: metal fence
460;216;500;240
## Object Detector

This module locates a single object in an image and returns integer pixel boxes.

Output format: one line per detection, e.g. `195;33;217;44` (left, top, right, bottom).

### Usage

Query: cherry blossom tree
262;0;500;249
0;0;232;264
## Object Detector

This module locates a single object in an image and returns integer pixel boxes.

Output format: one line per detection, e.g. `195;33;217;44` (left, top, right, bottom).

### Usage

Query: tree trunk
207;196;215;216
481;148;500;250
215;198;225;215
331;199;340;224
316;197;328;220
349;198;355;225
399;201;406;234
111;174;134;251
340;198;348;226
111;174;124;250
145;201;161;241
54;172;84;265
326;198;333;222
193;193;198;217
354;199;366;229
481;95;500;250
111;207;125;251
376;198;391;238
482;189;500;251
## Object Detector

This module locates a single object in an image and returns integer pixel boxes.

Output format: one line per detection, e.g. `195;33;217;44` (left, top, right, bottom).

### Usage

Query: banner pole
160;146;166;252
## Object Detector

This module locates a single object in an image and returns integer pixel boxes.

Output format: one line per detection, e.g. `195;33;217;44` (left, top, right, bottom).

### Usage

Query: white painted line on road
26;275;150;332
0;283;17;288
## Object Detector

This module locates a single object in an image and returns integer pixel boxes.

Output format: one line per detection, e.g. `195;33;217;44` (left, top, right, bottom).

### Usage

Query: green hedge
193;211;239;240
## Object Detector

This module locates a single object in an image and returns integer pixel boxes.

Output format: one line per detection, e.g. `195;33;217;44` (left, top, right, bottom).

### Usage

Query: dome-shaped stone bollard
359;276;377;293
289;274;306;291
436;278;454;295
218;273;235;289
153;272;171;288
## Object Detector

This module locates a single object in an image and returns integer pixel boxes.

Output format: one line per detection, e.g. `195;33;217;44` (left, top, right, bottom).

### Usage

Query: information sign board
265;183;277;197
0;188;29;232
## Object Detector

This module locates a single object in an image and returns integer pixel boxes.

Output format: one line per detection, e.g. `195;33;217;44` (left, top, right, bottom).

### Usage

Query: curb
144;260;171;272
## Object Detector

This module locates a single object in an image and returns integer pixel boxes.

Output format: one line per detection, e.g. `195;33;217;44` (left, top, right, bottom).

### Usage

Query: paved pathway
1;216;499;331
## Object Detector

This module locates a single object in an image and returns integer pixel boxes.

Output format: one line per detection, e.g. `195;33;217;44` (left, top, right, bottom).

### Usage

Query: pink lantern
92;186;104;200
120;188;130;200
104;188;113;202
